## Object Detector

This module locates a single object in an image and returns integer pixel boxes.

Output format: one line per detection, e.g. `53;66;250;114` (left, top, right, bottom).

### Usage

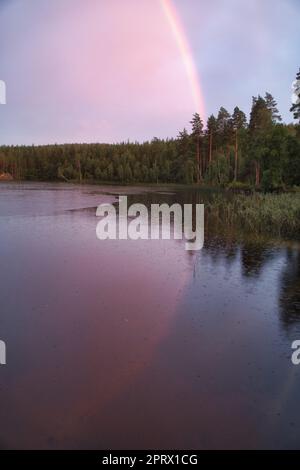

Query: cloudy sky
0;0;299;144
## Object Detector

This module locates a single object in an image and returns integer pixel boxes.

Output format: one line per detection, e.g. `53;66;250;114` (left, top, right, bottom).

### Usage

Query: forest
1;69;300;192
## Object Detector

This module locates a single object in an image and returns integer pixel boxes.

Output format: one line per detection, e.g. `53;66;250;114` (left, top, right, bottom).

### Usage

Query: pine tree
231;107;247;130
216;107;232;161
231;107;247;181
290;68;300;122
249;96;272;132
249;96;273;186
216;107;231;135
190;113;204;182
206;115;217;167
264;92;282;123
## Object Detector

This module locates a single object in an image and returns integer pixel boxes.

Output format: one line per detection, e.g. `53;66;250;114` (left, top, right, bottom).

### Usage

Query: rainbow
160;0;205;118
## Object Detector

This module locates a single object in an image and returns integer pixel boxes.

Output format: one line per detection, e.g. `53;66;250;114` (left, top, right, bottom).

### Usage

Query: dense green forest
1;69;300;191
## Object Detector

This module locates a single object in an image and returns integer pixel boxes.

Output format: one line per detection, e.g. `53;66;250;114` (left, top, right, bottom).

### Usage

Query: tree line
1;69;300;191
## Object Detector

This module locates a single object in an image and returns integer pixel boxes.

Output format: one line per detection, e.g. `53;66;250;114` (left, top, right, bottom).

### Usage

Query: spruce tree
264;92;282;123
290;68;300;122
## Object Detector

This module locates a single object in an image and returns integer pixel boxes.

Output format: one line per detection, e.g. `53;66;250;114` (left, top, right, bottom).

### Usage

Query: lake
0;182;300;449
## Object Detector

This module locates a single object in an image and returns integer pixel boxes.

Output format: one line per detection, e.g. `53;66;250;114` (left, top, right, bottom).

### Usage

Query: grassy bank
207;192;300;237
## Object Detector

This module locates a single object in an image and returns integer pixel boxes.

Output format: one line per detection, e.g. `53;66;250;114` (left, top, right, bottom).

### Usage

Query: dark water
0;182;300;449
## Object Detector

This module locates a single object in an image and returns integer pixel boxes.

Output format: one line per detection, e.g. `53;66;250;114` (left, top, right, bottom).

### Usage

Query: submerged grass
207;192;300;237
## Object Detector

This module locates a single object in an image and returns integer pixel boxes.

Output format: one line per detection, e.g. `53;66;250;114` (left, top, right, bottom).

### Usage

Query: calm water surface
0;182;300;449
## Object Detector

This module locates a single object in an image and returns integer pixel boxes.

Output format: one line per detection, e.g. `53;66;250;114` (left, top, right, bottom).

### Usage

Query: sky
0;0;299;145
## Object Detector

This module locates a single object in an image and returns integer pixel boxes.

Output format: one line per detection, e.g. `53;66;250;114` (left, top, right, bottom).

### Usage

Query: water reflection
279;248;300;330
0;182;300;449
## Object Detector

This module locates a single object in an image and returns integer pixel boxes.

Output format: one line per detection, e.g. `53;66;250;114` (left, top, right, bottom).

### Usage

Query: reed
207;193;300;237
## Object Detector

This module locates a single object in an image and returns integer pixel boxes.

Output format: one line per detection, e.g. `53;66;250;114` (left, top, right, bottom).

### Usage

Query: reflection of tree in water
240;240;276;278
202;237;277;278
114;187;300;337
279;248;300;330
124;189;284;282
203;234;239;267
